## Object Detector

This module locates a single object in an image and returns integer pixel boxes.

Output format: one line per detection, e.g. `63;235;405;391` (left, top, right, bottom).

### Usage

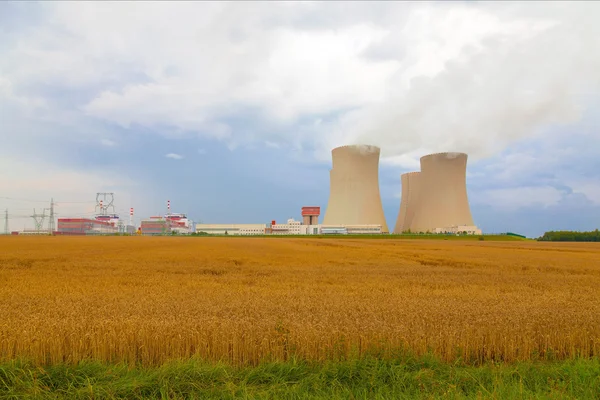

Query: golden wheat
0;236;599;366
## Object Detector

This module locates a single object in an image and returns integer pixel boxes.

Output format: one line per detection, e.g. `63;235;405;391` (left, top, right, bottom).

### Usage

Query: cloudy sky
1;1;599;237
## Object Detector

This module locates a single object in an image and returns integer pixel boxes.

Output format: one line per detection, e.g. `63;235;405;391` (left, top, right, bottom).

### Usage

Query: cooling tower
393;172;421;233
323;145;389;232
410;152;474;233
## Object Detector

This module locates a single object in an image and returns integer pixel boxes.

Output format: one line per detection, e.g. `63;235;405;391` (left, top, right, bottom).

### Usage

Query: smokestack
323;145;389;232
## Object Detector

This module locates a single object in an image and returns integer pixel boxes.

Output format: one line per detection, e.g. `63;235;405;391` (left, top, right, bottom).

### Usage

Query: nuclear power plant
8;146;483;236
394;152;480;235
318;146;480;236
322;145;389;233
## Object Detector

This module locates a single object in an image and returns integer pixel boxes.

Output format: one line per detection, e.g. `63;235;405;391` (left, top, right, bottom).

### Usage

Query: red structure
57;218;118;235
301;206;321;225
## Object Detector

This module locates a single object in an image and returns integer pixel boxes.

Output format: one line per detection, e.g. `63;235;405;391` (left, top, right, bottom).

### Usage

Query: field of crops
1;236;599;367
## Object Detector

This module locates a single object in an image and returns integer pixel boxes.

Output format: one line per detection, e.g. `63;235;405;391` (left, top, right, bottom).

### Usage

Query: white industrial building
195;221;383;236
271;218;302;235
432;225;482;235
320;225;383;235
195;223;267;235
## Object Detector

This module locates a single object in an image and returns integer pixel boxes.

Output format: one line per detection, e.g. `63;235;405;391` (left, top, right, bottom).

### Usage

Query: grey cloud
472;192;600;238
3;2;599;163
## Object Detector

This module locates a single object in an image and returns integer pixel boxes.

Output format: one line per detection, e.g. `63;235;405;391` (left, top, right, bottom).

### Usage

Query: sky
1;1;599;238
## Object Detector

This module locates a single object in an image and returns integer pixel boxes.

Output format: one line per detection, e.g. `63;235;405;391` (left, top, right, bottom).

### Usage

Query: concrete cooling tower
409;152;475;233
323;145;389;233
393;172;421;233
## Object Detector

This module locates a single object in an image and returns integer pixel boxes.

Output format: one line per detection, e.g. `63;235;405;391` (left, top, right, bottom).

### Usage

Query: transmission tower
31;209;46;233
48;198;56;234
3;209;8;235
95;193;115;216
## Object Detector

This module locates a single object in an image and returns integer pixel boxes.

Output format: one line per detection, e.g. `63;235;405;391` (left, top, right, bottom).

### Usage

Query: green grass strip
1;355;598;399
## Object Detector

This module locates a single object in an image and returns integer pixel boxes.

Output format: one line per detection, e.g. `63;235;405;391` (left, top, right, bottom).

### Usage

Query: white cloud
165;153;184;160
3;2;598;162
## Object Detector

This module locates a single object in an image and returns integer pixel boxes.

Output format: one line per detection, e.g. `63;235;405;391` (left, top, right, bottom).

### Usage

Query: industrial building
165;213;194;235
141;217;172;235
271;219;303;235
56;218;119;235
320;224;383;235
432;225;482;235
54;193;137;236
195;220;382;236
322;145;389;233
301;207;320;225
195;203;383;236
195;220;320;236
195;223;267;235
394;152;480;234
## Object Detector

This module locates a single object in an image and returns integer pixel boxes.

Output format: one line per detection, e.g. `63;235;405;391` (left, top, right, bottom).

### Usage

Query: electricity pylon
48;198;55;234
96;193;115;216
31;209;46;233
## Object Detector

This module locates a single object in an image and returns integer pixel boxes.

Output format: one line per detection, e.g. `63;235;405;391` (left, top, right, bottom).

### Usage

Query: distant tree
538;229;600;242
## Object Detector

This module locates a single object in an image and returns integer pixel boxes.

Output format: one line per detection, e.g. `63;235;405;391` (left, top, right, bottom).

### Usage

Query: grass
1;355;599;399
191;234;528;241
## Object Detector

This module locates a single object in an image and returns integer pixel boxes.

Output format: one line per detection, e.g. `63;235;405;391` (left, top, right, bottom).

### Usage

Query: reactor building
393;152;480;235
322;145;389;233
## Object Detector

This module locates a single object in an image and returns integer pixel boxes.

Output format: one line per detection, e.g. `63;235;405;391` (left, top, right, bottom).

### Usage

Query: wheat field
1;236;599;366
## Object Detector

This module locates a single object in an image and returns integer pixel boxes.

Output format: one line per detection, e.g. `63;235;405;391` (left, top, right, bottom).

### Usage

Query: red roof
301;206;321;216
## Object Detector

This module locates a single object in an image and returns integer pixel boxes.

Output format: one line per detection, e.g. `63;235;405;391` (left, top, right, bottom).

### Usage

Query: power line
0;196;49;203
0;196;94;205
55;201;97;205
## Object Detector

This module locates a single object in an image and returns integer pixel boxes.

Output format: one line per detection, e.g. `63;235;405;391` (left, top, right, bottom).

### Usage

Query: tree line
538;230;600;242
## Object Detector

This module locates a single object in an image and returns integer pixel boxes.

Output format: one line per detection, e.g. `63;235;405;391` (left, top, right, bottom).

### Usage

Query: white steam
353;144;380;156
329;2;600;162
444;152;463;160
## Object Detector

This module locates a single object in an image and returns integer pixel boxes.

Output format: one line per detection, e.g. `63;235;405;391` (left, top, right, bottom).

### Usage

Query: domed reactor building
394;152;480;234
323;145;389;233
